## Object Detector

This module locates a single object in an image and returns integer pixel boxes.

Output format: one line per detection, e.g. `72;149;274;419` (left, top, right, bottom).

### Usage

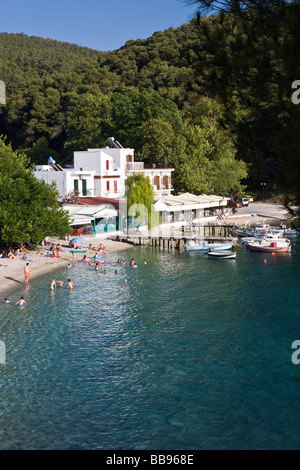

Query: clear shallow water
0;241;300;449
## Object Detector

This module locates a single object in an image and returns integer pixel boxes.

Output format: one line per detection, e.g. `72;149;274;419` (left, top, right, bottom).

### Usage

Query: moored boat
247;233;291;252
185;240;233;251
206;250;236;259
279;224;299;237
236;222;271;238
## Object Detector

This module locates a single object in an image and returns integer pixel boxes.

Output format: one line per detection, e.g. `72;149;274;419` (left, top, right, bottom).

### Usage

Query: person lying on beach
95;242;108;253
16;297;26;306
19;244;29;254
69;240;75;248
51;248;60;258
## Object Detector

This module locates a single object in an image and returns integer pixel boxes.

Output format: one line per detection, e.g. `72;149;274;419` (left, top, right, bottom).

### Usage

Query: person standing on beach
24;263;30;284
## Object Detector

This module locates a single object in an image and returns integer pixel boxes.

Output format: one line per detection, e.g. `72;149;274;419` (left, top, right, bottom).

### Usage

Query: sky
0;0;198;52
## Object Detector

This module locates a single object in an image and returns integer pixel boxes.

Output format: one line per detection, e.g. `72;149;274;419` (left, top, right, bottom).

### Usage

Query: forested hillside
1;2;300;205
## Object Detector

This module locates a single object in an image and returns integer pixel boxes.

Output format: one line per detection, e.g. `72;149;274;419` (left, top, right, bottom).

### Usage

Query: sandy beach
0;236;133;299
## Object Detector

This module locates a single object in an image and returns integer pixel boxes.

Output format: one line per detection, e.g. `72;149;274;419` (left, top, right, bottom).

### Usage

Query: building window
82;179;87;196
114;180;117;193
74;180;79;191
106;160;109;170
106;181;110;192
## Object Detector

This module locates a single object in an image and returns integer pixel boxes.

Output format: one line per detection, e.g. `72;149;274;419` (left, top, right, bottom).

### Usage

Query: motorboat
279;225;299;237
240;236;262;246
185;240;233;251
206;250;236;259
236;222;271;238
247;233;291;252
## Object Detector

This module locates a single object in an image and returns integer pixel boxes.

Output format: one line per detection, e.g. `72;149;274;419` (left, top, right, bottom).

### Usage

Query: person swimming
16;297;26;306
50;278;56;290
68;279;74;289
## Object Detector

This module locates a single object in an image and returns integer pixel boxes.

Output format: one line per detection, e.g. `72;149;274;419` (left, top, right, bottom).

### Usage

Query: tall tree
125;173;156;228
186;0;300;210
0;137;71;243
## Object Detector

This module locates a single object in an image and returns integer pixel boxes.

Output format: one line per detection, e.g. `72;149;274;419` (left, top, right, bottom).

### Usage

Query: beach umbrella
71;236;85;244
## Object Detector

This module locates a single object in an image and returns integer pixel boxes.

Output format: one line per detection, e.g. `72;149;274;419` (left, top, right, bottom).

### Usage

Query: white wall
74;150;101;174
34;169;95;201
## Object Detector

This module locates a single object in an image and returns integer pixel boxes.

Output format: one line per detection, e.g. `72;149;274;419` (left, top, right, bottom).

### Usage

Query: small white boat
185;240;233;251
206;250;236;259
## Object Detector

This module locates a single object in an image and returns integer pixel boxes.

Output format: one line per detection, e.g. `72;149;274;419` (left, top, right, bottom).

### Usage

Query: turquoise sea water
0;241;300;450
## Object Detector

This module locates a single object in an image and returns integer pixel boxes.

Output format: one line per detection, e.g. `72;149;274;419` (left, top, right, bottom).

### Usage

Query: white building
34;146;174;201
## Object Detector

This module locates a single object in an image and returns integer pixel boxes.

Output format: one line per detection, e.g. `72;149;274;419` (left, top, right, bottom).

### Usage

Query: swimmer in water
68;279;74;289
56;280;64;287
50;278;56;290
16;297;26;306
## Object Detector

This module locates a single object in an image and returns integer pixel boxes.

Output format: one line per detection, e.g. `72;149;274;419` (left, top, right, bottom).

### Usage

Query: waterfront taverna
153;192;230;225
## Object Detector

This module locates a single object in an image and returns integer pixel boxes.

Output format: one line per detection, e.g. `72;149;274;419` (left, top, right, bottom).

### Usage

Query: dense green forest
0;1;300;205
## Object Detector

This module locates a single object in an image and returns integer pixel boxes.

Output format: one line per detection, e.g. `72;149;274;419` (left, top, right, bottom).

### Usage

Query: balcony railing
125;162;144;170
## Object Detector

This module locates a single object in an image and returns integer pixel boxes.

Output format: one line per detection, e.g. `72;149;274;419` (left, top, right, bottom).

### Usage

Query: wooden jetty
110;223;238;251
